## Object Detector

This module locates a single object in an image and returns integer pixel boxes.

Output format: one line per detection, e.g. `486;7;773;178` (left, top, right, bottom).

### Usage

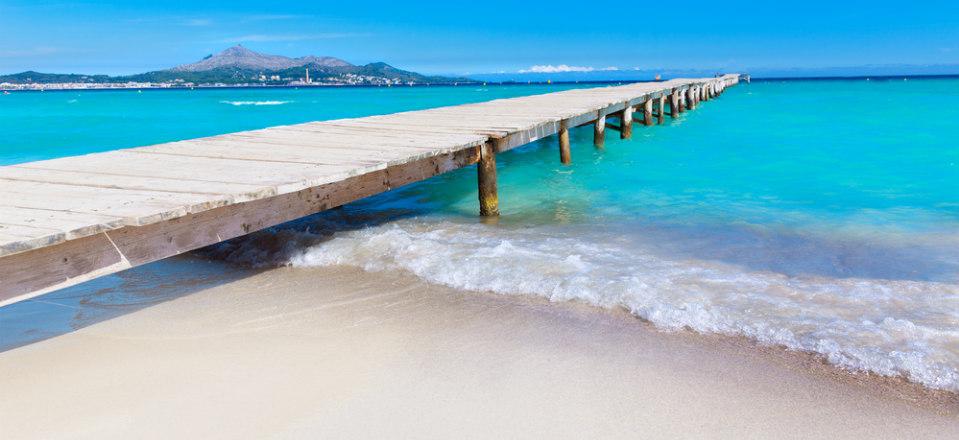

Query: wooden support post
687;87;697;110
657;95;666;124
670;91;680;117
477;140;499;216
678;90;686;113
642;99;654;126
559;119;572;164
620;105;633;139
594;114;606;148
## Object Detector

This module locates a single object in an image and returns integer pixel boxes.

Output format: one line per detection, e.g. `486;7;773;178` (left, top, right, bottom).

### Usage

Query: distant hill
0;46;475;86
0;71;114;84
170;45;351;72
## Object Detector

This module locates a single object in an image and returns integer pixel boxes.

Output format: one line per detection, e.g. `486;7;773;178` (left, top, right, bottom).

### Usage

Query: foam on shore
205;218;959;393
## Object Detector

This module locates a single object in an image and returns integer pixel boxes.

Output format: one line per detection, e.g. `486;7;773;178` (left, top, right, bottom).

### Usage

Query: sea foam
212;219;959;392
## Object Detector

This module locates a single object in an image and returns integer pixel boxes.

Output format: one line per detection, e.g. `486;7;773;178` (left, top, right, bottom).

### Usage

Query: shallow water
2;79;958;391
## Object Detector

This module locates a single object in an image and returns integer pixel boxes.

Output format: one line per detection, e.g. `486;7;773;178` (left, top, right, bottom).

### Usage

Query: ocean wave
212;219;959;392
219;100;292;106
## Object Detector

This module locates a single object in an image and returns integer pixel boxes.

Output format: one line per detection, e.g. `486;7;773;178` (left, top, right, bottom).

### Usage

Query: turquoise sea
1;79;958;391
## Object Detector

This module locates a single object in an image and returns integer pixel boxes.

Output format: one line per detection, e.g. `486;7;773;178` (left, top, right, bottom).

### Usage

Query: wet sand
0;265;957;439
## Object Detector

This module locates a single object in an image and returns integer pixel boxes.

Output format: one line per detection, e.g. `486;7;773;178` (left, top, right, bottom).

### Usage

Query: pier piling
594;114;606;148
670;91;680;117
621;105;633;139
643;99;654;126
477;141;499;216
657;95;666;124
559;120;572;164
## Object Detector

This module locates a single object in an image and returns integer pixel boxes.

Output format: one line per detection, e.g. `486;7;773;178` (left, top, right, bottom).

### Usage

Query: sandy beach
1;264;956;439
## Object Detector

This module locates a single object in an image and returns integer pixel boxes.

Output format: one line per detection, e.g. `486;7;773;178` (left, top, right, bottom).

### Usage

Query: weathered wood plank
0;167;266;197
0;147;481;305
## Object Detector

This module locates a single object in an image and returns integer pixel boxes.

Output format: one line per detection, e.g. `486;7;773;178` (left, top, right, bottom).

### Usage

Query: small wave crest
220;100;292;106
211;219;959;392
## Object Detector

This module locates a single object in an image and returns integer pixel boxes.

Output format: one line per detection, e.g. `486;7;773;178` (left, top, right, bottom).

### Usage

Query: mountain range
170;45;351;72
0;46;474;86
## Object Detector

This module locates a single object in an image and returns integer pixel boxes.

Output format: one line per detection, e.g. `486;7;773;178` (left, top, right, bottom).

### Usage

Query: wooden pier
0;74;741;306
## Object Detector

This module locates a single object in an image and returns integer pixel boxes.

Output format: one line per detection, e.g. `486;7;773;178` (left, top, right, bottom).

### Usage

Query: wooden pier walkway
0;74;741;306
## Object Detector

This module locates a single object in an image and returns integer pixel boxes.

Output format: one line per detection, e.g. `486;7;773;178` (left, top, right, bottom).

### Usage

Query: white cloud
518;65;623;73
519;64;596;73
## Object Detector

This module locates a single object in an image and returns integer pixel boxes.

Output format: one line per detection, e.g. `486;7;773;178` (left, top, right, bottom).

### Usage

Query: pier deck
0;74;740;305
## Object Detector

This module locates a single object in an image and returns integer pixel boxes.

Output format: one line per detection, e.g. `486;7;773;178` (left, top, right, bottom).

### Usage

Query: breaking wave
210;218;959;393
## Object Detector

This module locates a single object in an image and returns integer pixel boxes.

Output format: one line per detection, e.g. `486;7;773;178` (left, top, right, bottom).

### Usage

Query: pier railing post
621;104;633;139
594;113;606;148
478;140;499;217
657;95;666;124
559;119;572;164
643;98;654;126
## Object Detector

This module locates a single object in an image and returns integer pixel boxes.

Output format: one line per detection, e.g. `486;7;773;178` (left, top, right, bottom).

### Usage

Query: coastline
6;73;959;93
1;264;955;439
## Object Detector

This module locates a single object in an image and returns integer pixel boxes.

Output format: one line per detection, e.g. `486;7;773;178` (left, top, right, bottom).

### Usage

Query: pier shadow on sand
0;191;435;353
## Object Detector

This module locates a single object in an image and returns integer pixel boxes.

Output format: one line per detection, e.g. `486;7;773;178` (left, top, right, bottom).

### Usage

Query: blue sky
2;0;958;76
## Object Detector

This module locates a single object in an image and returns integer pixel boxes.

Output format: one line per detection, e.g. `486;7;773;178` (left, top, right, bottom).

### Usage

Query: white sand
1;266;957;439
